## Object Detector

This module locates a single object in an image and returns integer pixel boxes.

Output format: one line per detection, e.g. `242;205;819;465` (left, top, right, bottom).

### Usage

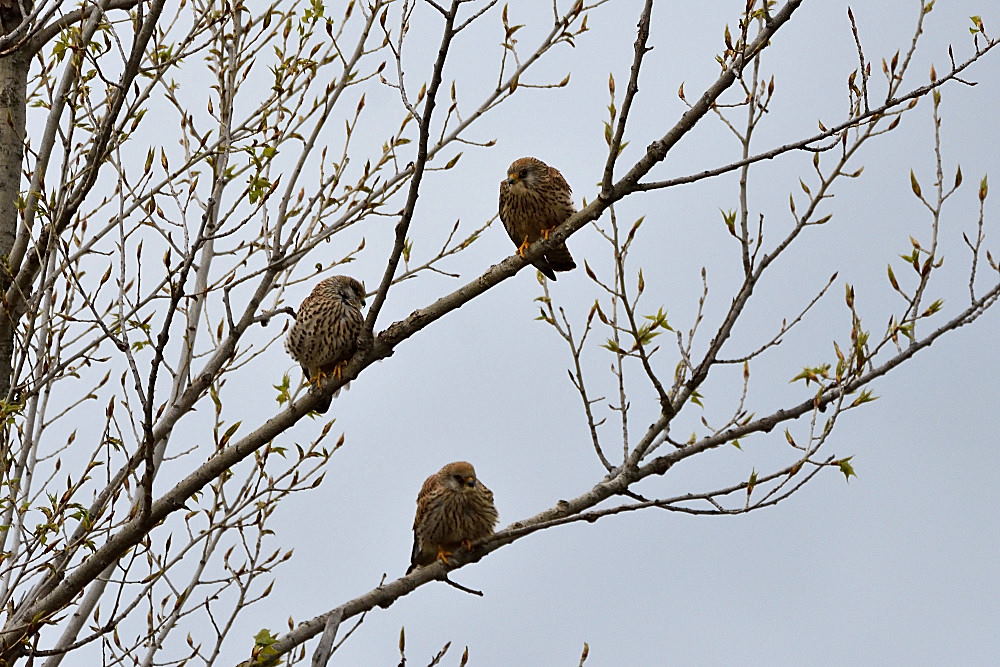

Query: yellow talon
517;237;530;257
541;227;552;240
309;361;347;387
435;547;454;565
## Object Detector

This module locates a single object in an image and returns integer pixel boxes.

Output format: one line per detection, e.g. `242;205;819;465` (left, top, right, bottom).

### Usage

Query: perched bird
498;156;578;280
284;275;365;414
407;461;499;574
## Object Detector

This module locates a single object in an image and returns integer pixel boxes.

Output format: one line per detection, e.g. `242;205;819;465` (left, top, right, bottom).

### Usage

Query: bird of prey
284;275;365;414
498;156;578;280
407;461;499;574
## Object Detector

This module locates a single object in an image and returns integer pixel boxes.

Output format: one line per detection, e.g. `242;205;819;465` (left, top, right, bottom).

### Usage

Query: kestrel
284;275;365;414
407;461;499;574
498;156;577;280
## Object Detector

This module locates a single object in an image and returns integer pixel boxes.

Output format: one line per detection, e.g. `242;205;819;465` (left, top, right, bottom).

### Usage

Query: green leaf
921;298;944;317
250;628;281;663
849;389;878;408
689;390;704;408
720;208;736;237
642;307;673;331
601;339;622;354
886;264;900;291
789;364;832;385
219;421;241;448
836;457;857;481
273;374;291;405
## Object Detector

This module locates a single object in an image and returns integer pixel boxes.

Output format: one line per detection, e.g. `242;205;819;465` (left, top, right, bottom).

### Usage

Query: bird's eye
518;168;528;178
453;474;464;484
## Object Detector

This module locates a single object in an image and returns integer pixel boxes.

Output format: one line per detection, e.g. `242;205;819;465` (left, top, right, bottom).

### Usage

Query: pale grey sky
122;1;999;664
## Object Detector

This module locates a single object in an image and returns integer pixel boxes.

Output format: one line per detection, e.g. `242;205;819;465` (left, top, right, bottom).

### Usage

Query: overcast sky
138;1;1000;664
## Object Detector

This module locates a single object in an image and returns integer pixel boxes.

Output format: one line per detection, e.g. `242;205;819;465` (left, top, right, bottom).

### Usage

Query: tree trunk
0;39;28;403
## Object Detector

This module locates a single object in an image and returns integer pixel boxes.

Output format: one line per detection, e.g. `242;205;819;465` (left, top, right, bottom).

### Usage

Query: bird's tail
542;242;576;278
311;382;348;414
314;392;333;414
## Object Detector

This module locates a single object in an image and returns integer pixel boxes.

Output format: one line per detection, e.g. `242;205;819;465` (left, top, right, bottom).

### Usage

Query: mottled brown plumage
285;275;365;414
407;461;498;574
498;156;577;280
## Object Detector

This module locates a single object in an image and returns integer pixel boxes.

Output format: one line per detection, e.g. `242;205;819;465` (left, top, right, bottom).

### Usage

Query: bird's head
440;461;478;491
322;275;366;309
504;157;546;191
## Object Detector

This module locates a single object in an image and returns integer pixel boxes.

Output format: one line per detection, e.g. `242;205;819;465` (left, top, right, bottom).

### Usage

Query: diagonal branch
634;37;998;193
363;1;462;333
600;0;653;193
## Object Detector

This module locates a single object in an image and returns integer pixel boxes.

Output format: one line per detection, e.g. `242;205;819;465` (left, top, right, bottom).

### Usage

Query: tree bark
0;45;28;403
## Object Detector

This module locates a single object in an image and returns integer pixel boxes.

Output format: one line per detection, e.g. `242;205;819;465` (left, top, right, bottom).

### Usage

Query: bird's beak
506;173;518;185
464;476;476;488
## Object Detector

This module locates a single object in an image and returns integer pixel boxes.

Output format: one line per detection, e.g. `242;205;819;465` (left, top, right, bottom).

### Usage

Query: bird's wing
412;473;437;530
479;480;495;505
406;531;422;574
498;180;521;245
407;474;440;573
548;165;572;197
